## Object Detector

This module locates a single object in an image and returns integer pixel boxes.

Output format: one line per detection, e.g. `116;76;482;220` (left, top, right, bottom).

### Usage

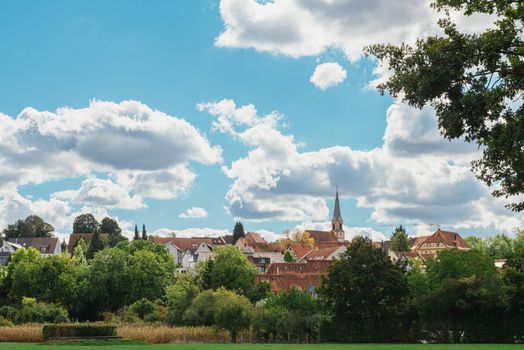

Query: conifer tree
142;224;147;240
232;222;245;244
86;231;105;259
133;224;140;241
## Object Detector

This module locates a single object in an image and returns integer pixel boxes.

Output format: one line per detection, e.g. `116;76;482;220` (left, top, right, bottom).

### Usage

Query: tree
367;0;524;211
502;247;524;339
72;214;99;234
85;232;105;260
60;239;67;253
283;250;295;263
276;230;315;250
165;273;200;325
3;215;54;238
390;225;411;251
318;236;410;342
142;224;147;240
232;222;245;244
209;246;257;298
423;249;507;342
133;225;140;241
486;233;514;259
100;217;125;247
214;289;253;343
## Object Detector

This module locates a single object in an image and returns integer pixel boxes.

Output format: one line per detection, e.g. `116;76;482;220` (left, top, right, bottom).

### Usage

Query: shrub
14;298;69;324
0;316;13;327
42;324;117;341
128;298;156;319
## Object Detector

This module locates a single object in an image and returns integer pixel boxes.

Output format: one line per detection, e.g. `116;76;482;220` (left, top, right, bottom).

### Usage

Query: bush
128;298;156;319
14;298;69;324
42;324;117;341
0;316;13;327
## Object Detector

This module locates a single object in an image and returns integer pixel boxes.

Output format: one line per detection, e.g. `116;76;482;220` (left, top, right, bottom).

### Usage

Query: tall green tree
503;247;524;339
368;0;524;211
391;225;411;251
318;236;410;342
141;224;147;240
209;246;257;298
3;215;54;238
72;214;99;234
100;217;125;247
214;289;253;343
232;221;245;244
85;232;105;260
133;224;140;241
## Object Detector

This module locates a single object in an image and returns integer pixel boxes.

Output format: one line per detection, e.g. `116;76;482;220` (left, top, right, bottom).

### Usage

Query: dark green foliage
128;298;156;319
318;236;410;342
232;221;245;244
3;215;54;238
42;324;116;341
249;281;271;303
73;214;99;234
254;288;319;343
283;250;295;262
165;273;200;326
367;0;524;211
213;289;253;343
100;217;126;247
85;232;105;260
391;225;411;251
142;224;147;240
133;224;140;241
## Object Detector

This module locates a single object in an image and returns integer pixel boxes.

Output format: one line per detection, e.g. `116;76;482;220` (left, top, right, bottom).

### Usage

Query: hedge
42;324;117;341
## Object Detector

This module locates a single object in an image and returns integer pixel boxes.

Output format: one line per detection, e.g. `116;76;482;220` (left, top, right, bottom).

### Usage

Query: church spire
333;186;341;220
331;187;344;241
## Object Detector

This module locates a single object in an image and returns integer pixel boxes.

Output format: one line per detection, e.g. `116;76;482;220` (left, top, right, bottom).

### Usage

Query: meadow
0;342;524;350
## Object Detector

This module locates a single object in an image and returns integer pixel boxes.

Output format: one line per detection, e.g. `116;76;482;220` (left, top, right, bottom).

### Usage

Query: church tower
331;188;345;241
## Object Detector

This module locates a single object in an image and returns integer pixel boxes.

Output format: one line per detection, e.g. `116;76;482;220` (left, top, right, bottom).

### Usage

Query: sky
0;0;522;242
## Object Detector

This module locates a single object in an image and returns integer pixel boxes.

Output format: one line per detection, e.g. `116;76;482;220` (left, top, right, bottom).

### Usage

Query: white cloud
216;0;497;85
178;207;209;219
0;100;221;199
53;177;146;209
199;99;524;234
154;227;230;238
310;62;347;90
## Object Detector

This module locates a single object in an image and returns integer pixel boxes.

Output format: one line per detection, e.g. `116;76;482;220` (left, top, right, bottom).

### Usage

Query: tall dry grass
0;324;43;342
117;324;253;344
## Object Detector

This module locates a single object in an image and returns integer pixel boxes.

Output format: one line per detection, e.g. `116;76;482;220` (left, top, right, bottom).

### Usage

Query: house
388;250;430;270
7;237;61;256
288;243;315;261
256;260;332;297
299;245;347;262
235;232;277;253
0;241;22;265
413;229;470;256
250;251;285;273
153;236;225;272
67;233;110;253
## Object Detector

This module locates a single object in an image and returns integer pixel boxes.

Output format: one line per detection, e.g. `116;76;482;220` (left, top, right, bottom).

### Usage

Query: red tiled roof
290;243;314;260
221;235;234;244
416;229;469;250
153;237;218;252
257;274;321;293
67;233;110;253
306;230;339;243
246;232;266;244
302;246;342;261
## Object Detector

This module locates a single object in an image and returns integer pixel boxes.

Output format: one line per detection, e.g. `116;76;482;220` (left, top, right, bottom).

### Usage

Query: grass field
0;342;523;350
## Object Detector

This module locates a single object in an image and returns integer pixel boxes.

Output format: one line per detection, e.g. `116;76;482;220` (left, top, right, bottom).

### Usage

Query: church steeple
331;187;344;241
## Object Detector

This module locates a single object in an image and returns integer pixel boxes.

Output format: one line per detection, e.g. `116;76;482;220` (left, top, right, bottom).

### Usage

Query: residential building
413;229;470;256
67;233;110;253
7;237;61;256
0;241;22;265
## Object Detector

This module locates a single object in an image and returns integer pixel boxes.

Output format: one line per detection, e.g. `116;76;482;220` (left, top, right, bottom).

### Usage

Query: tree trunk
231;330;237;343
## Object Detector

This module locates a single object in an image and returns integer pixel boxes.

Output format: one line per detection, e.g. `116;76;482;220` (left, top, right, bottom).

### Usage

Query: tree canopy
72;214;99;234
232;222;245;244
3;215;54;238
367;0;524;211
391;225;411;251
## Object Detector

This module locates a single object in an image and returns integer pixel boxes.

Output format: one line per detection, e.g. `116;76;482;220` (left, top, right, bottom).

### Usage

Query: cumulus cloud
310;62;347;90
216;0;496;60
154;227;230;238
199;99;523;234
178;207;209;219
53;177;146;209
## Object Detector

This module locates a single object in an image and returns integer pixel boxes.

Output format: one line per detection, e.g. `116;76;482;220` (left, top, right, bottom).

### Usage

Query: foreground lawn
0;342;523;350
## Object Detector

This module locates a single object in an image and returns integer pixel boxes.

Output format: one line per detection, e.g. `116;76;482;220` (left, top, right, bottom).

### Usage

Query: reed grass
117;324;253;344
0;325;43;342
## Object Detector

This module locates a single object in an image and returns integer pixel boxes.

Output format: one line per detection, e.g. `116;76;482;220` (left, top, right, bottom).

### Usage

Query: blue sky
0;0;521;240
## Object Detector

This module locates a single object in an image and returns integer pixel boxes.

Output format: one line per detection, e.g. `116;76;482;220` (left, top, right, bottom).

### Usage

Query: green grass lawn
0;342;523;350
